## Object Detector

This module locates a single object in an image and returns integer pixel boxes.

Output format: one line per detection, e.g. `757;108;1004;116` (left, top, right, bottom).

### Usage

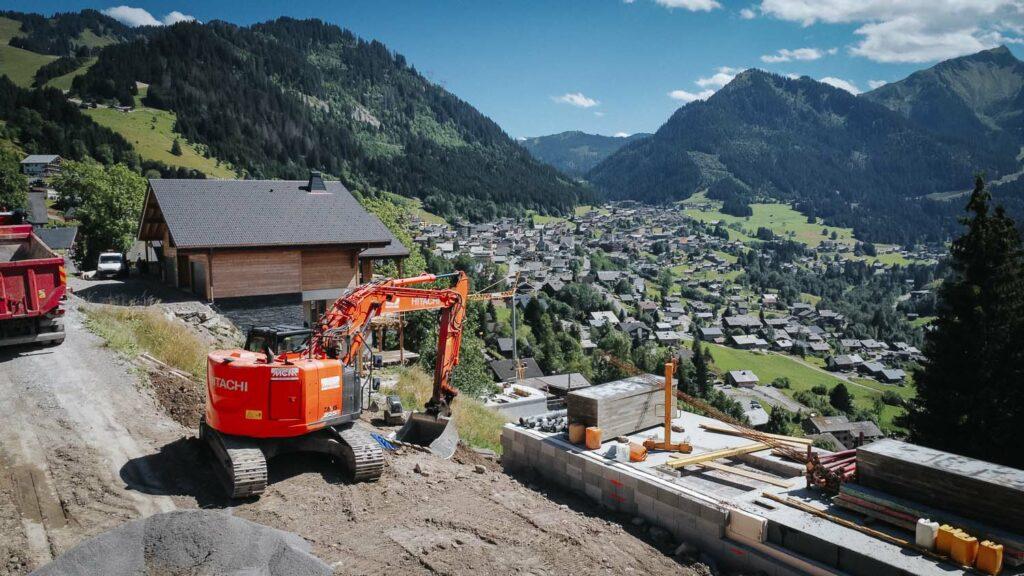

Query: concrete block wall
501;425;809;576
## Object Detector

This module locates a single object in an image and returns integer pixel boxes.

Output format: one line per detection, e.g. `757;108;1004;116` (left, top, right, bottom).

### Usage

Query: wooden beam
666;443;768;469
698;461;794;488
699;423;813;445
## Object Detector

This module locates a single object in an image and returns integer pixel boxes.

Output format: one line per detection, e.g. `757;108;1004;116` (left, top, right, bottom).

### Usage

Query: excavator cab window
244;326;311;355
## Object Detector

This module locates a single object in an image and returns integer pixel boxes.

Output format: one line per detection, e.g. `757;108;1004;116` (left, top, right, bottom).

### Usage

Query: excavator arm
307;271;470;416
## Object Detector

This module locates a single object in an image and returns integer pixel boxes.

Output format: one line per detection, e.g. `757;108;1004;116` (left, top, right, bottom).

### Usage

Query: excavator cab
244;325;311;355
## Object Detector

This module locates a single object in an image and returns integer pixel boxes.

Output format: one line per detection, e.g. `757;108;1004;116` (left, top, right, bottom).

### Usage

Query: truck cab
96;252;126;278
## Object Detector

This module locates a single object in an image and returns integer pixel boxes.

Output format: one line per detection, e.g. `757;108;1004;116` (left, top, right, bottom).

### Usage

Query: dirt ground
0;280;707;575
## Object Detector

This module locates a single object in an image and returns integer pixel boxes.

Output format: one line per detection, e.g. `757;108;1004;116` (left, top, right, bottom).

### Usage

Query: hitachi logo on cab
214;377;248;392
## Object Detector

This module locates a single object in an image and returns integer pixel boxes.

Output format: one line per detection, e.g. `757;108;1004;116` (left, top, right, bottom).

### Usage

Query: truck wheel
48;338;65;346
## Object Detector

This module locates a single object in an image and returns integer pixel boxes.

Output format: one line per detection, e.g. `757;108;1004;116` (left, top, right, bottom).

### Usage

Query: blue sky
13;1;1024;138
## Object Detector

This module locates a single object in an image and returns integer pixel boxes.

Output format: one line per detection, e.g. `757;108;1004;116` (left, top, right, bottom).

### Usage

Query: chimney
307;171;326;192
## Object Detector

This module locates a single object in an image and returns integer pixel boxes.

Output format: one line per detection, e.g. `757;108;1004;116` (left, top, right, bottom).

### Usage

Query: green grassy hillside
0;17;56;87
45;56;95;91
86;104;237;178
707;343;914;431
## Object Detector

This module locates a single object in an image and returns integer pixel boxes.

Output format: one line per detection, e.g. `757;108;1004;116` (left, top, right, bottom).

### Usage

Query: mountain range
585;47;1024;244
0;12;592;222
519;131;649;177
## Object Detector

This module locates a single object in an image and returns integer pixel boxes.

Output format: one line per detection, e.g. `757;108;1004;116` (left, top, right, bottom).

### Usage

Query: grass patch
706;343;912;431
682;191;914;265
910;315;936;328
82;304;207;378
85;106;236;178
0;17;57;88
46;56;96;91
395;366;506;453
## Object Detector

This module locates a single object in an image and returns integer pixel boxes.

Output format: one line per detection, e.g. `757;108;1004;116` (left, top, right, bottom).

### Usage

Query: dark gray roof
489;358;544;381
146;179;392;249
35;226;78;251
21;154;60;164
360;227;410;259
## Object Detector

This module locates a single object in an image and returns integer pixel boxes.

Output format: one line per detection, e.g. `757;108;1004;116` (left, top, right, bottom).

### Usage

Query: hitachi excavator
201;272;469;498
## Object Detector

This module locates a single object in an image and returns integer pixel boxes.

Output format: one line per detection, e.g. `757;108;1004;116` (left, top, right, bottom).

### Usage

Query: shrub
770;376;791;389
811;384;828;395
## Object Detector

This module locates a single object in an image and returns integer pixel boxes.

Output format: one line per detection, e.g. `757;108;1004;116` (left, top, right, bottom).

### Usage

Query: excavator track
200;418;268;498
333;425;385;482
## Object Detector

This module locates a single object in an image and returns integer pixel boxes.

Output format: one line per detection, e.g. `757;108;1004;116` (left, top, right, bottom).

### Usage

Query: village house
726;370;760;388
136;173;407;326
803;415;884;450
20;154;61;177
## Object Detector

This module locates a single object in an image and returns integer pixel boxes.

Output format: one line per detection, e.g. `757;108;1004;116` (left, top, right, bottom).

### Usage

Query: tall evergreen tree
907;176;1024;467
692;336;711;398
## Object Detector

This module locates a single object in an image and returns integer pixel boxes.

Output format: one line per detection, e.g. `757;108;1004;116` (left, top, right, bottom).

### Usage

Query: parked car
96;252;127;278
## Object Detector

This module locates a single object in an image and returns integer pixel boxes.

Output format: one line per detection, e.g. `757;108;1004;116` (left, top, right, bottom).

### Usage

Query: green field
681;191;913;266
706;343;912;431
0;17;57;88
46;57;96;91
86;106;237;178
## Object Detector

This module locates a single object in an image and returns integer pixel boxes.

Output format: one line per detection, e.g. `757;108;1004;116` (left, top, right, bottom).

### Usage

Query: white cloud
696;66;744;89
162;10;196;25
668;88;716;102
594;111;606;117
740;7;757;19
102;6;196;27
552;92;599;108
757;0;1024;63
820;76;861;94
761;47;829;63
785;72;802;79
614;132;631;137
868;79;888;89
655;0;722;10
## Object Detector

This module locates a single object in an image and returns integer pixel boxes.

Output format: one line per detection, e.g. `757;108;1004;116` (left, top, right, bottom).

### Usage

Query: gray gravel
31;510;333;576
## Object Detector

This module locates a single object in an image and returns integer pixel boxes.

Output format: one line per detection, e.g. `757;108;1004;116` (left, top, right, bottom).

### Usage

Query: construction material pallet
857;439;1024;534
566;375;668;439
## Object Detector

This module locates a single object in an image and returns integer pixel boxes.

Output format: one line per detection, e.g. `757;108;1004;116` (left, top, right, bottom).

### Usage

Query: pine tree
829;383;852;413
907;176;1024;467
170;138;183;156
692;336;711;398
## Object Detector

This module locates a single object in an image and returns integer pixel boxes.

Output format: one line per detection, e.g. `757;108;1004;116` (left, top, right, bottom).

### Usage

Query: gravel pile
32;510;333;576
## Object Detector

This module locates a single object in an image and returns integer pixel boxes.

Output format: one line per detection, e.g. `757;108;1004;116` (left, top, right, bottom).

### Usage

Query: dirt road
0;302;180;575
1;289;702;575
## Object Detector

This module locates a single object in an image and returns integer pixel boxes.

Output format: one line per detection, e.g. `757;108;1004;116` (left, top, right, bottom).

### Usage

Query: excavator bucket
395;411;459;459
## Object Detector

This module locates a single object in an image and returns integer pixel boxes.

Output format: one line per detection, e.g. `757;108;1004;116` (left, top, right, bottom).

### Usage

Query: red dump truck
0;214;66;347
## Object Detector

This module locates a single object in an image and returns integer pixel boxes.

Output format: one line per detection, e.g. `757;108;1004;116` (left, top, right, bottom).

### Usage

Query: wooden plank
667;443;768;469
698;461;794;488
699;423;813;445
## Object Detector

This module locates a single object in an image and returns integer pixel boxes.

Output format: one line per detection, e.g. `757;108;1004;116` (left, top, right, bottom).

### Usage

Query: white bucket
916;518;939;550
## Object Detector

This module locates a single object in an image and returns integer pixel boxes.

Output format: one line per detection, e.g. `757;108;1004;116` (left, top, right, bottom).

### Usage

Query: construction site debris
516;409;568;433
30;510;332;576
162;301;243;349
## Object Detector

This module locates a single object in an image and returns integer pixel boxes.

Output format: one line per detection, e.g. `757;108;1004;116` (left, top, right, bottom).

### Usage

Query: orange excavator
201;272;469;498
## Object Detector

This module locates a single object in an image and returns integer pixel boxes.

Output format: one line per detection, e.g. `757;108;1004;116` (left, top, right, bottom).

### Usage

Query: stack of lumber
836;483;1024;566
566;375;668;439
857;439;1024;535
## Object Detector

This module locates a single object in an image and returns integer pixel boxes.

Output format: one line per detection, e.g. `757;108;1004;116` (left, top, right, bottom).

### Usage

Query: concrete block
636;493;656;523
694;516;726;539
656;486;679;506
698;502;730;526
675;493;703;516
637;476;658;498
673;513;698;541
585;482;601;502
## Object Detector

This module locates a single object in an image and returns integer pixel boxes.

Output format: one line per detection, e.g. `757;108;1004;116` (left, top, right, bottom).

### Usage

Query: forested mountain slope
589;68;1013;244
69;18;591;221
520;131;649;176
863;46;1024;165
